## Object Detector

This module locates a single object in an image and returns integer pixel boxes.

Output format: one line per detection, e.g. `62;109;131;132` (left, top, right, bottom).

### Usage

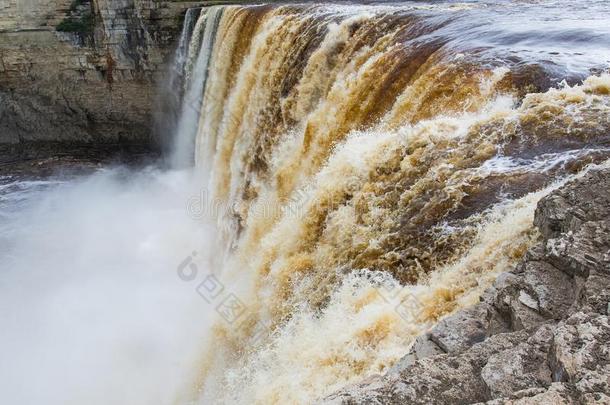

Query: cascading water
155;7;200;156
3;2;609;405
171;6;225;168
174;8;201;85
168;2;610;403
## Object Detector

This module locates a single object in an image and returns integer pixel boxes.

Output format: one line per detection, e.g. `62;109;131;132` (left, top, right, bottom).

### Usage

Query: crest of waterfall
171;3;610;403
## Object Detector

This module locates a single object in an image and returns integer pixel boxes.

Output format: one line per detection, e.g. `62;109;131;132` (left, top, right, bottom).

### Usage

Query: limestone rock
391;333;445;371
544;225;609;278
521;261;575;318
505;383;576;405
550;312;610;385
534;169;610;238
481;343;552;398
428;303;491;353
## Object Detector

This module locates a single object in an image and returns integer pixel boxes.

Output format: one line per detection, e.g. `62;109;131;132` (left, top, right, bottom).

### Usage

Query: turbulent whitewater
163;2;610;404
2;1;609;405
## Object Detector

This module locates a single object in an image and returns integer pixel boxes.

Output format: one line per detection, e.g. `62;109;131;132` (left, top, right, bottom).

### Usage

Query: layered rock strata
0;0;200;162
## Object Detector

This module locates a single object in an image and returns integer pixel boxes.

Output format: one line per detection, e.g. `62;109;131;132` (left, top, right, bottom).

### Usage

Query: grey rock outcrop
322;168;610;404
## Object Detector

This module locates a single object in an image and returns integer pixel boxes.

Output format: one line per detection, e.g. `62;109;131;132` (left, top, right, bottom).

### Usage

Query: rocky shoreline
324;168;610;404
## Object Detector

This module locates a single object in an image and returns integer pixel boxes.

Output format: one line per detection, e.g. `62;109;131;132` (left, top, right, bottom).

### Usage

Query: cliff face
325;168;610;405
0;0;200;161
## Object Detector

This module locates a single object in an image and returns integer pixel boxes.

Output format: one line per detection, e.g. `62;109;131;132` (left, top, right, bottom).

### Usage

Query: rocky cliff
0;0;201;162
324;167;610;404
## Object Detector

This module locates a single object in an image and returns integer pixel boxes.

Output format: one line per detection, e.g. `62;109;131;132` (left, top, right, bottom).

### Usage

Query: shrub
56;13;93;34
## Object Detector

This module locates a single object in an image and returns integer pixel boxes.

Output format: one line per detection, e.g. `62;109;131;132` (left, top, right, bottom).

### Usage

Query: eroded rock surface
322;168;610;404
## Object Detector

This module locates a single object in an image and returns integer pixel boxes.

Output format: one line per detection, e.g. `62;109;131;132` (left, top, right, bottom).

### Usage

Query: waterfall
181;11;200;64
173;7;201;95
170;6;225;168
170;3;610;403
154;7;200;156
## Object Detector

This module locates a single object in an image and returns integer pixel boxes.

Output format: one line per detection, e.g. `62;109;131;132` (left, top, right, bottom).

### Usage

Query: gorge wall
0;0;200;161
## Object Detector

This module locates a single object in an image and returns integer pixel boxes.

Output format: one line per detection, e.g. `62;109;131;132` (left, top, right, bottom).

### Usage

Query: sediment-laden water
171;2;610;403
1;1;610;404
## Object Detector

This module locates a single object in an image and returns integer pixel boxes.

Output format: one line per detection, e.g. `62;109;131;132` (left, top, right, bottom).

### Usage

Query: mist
0;167;217;405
